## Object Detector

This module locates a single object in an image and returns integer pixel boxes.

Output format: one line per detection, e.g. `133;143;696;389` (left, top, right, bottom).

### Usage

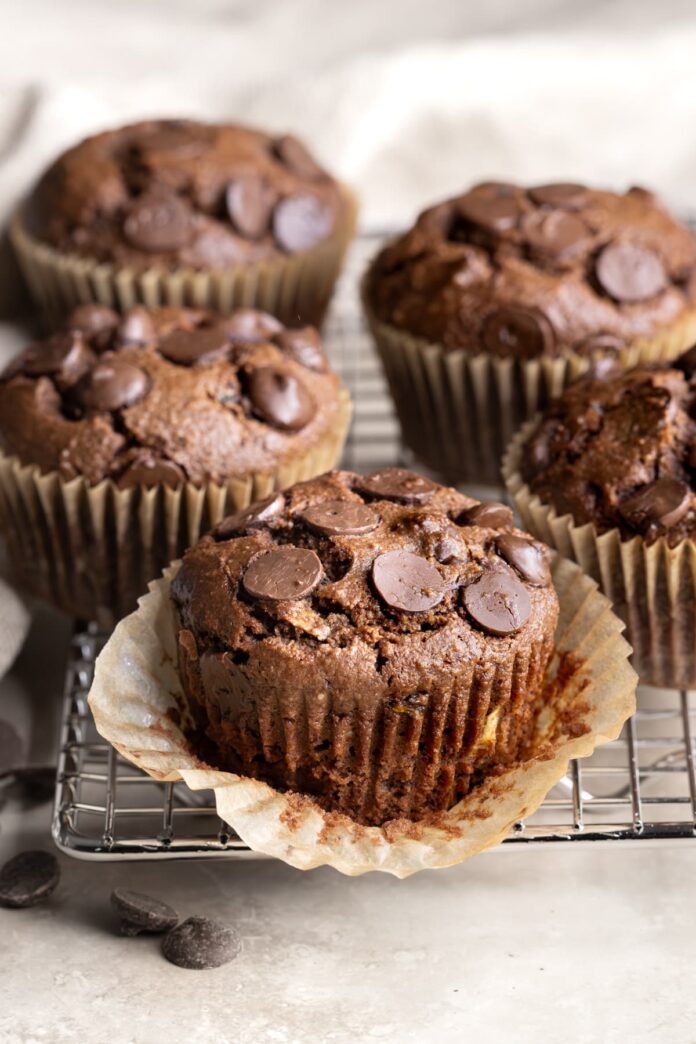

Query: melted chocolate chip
247;366;315;430
523;210;590;258
482;307;555;359
358;468;437;504
117;455;185;490
458;193;521;233
528;183;588;209
79;357;149;411
273;194;333;253
159;327;229;366
274;327;327;372
462;569;531;636
619;478;691;531
111;889;178;936
223;309;283;343
3;332;91;384
123;194;194;252
162;916;241;970
496;534;551;586
458;501;514;529
214;494;285;539
273;135;325;180
301;499;379;536
117;306;156;346
67;304;119;347
225;176;274;240
243;546;323;601
372;550;445;613
0;850;60;909
595;242;667;302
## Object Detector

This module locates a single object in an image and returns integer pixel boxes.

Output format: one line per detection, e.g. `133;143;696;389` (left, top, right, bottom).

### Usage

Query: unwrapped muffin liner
504;420;696;689
10;188;358;327
0;389;350;625
88;556;636;877
363;288;696;487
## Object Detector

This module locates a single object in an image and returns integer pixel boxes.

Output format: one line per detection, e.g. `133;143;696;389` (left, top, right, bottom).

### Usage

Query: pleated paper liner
10;187;358;327
88;556;636;877
0;388;351;626
362;284;696;487
503;420;696;689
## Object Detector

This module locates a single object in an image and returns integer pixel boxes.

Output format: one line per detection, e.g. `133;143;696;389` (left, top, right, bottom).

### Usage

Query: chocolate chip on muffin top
0;304;343;487
366;182;696;358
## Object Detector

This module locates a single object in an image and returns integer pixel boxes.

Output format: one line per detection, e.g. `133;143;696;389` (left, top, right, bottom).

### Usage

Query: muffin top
24;119;347;269
366;181;696;358
520;349;696;545
172;468;559;678
0;304;346;487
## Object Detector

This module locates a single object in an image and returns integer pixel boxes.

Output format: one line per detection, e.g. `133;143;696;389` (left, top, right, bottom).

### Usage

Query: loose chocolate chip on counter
9;766;56;805
247;366;316;430
273;134;325;180
67;304;120;348
159;327;229;366
618;478;691;531
595;241;667;303
274;327;327;372
223;309;283;343
273;194;333;253
482;306;555;359
496;534;551;587
123;194;195;252
162;916;241;970
214;493;285;539
0;850;60;909
528;182;588;209
458;193;521;233
79;357;150;411
457;501;514;529
301;499;379;536
372;550;445;613
523;210;590;258
225;176;274;240
462;569;531;636
117;306;157;346
111;889;179;936
243;546;323;601
575;332;625;357
117;456;185;490
358;467;437;504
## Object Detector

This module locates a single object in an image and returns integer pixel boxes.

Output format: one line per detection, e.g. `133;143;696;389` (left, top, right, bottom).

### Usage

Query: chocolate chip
575;332;625;357
67;304;119;347
273;327;327;372
225;176;274;240
595;241;667;302
111;889;179;936
273;194;333;253
3;332;91;384
222;309;283;343
496;534;551;586
523;211;590;258
117;455;185;490
301;499;379;536
528;183;588;209
273;134;325;180
619;478;691;531
10;766;55;805
243;546;323;601
358;468;437;504
214;493;285;539
79;356;149;411
117;306;156;345
162;916;241;970
247;366;315;430
0;850;60;909
123;194;194;252
372;550;445;613
458;501;514;529
139;120;213;157
482;307;555;359
458;193;521;233
159;327;229;366
462;570;531;636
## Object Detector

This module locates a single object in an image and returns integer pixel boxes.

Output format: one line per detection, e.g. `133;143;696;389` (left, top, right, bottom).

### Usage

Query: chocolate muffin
12;119;357;326
364;181;696;484
0;304;351;622
504;348;696;687
171;468;559;826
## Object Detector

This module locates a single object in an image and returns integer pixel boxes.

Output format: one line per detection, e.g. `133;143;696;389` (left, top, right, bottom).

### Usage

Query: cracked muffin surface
171;468;559;825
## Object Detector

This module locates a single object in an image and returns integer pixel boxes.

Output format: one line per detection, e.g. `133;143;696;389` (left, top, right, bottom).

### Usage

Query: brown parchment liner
362;280;696;487
0;388;351;626
504;420;696;689
88;556;636;877
10;187;358;327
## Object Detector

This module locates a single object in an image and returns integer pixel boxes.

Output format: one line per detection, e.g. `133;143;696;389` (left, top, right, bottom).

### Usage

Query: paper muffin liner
503;420;696;689
363;286;696;487
88;556;636;877
10;187;358;327
0;389;350;626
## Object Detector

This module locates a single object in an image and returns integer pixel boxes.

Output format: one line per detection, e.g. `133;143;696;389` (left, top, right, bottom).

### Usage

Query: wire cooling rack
52;234;696;859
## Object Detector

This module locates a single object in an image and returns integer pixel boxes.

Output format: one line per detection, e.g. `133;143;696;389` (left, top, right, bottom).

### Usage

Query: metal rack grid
52;234;696;859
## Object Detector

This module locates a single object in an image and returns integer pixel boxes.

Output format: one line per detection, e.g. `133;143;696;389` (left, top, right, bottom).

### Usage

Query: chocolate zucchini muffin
364;181;696;484
171;468;559;825
12;119;356;325
0;304;350;621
